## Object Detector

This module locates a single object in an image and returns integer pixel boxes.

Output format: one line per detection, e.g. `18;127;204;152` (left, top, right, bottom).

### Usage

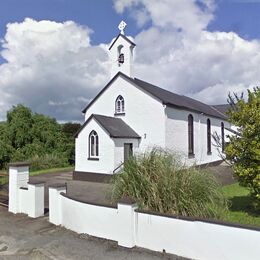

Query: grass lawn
222;183;260;227
0;166;74;186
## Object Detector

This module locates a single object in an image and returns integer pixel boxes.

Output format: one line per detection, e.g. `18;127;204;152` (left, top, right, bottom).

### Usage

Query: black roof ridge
210;105;228;118
212;104;232;115
109;33;136;50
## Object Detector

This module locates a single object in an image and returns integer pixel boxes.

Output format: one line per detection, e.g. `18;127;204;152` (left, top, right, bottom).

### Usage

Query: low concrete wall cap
49;183;67;188
28;180;45;185
135;209;260;232
8;162;30;167
118;197;137;205
60;192;117;209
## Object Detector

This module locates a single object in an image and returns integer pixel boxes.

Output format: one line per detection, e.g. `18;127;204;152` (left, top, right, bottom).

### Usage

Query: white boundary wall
49;187;260;260
8;163;45;218
135;211;260;260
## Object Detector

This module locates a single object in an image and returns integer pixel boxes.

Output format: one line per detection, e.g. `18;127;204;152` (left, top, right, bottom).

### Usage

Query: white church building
74;22;230;181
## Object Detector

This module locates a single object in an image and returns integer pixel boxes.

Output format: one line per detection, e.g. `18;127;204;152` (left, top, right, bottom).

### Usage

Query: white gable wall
75;118;114;174
165;106;230;165
85;76;166;152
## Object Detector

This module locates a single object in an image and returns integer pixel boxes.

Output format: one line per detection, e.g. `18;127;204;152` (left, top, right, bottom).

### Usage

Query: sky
0;0;260;122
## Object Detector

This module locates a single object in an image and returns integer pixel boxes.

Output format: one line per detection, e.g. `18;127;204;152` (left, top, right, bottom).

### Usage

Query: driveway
0;207;186;259
29;171;114;208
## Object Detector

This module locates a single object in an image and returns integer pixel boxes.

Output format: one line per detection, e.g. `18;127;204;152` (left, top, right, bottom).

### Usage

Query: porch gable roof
75;114;141;139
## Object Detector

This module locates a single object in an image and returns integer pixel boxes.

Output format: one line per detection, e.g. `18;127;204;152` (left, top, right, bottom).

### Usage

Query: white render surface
8;165;44;218
27;183;44;218
114;138;139;169
75;117;115;173
60;195;119;242
110;35;134;78
49;189;260;260
8;166;29;214
49;186;67;225
165;106;230;165
84;76;166;150
135;212;260;260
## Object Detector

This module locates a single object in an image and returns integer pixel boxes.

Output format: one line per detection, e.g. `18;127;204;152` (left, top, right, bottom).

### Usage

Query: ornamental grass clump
112;148;228;219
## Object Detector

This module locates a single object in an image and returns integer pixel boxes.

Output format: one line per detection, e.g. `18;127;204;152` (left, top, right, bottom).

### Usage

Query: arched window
207;119;212;154
221;122;225;152
188;114;194;156
89;130;99;158
115;95;125;114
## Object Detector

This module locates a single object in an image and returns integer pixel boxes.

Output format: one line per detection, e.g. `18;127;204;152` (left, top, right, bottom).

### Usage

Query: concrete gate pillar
8;162;30;214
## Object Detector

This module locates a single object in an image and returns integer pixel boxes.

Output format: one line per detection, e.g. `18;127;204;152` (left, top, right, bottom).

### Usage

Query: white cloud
114;0;215;33
0;18;110;121
114;0;260;104
1;1;260;122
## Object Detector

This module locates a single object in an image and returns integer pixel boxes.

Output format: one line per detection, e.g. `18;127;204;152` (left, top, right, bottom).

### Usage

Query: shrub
28;154;69;171
225;88;260;206
112;148;228;219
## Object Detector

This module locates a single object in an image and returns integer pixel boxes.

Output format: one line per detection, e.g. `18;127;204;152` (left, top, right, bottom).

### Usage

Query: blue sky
0;0;260;121
0;0;260;48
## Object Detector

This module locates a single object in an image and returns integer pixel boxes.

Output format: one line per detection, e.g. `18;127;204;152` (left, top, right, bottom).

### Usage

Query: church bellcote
109;21;136;78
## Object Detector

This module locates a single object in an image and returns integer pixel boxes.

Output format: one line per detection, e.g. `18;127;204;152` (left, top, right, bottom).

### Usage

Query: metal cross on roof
118;21;127;35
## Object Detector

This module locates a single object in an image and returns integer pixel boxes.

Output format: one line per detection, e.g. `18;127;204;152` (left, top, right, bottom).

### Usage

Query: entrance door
124;143;133;163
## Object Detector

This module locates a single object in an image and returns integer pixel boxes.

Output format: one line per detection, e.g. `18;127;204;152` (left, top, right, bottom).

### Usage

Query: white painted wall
49;185;67;225
75;117;115;173
114;138;139;169
110;35;134;78
135;211;260;260
27;183;45;218
49;189;260;260
61;195;119;242
165;106;230;165
9;165;29;214
84;75;166;151
19;188;29;215
17;185;45;218
8;165;44;218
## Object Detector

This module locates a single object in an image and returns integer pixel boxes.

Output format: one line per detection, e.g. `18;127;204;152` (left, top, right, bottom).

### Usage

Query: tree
0;105;76;169
61;123;81;137
225;87;260;205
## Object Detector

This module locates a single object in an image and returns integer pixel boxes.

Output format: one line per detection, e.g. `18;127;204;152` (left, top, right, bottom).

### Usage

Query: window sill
88;157;99;161
207;152;212;155
114;112;125;116
188;153;195;159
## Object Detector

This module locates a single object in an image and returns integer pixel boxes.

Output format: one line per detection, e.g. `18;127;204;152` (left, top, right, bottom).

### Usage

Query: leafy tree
225;88;260;205
62;123;81;137
0;105;76;170
6;105;33;149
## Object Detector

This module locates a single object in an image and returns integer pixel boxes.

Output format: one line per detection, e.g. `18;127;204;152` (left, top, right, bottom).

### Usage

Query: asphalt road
0;207;187;260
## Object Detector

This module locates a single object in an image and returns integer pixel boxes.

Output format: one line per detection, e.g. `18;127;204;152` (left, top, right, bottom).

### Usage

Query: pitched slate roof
213;104;231;115
82;72;227;120
132;78;227;120
75;114;140;139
